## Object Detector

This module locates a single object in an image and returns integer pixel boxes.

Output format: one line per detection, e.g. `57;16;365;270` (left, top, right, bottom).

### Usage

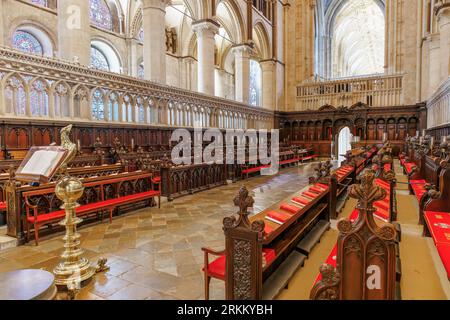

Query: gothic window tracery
12;30;43;55
90;46;110;71
90;0;113;31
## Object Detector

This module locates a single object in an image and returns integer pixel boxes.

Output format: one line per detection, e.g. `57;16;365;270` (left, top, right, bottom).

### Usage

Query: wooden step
262;251;307;300
296;220;331;257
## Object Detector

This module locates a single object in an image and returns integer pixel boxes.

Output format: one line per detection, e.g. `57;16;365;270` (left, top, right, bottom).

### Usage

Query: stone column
428;34;441;96
142;0;168;84
192;20;219;96
233;44;252;103
435;2;450;82
0;0;4;47
57;0;91;65
261;60;276;110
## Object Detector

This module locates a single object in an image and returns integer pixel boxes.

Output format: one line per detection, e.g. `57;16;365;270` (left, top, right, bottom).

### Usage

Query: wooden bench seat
24;172;160;245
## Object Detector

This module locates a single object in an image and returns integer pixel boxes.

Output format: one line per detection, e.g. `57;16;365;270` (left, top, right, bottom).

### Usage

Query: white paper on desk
20;150;62;176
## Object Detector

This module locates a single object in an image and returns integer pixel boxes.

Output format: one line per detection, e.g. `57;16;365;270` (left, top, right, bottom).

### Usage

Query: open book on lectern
15;146;68;184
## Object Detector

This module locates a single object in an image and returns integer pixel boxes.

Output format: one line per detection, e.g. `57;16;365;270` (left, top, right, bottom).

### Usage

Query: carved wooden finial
233;186;254;216
349;169;386;212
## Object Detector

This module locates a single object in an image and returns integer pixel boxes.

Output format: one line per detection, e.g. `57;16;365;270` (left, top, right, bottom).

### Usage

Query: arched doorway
338;126;352;165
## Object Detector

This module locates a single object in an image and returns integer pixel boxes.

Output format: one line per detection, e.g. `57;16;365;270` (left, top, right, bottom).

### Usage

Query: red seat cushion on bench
0;202;6;211
26;210;66;224
205;248;277;279
424;211;450;245
436;244;450;280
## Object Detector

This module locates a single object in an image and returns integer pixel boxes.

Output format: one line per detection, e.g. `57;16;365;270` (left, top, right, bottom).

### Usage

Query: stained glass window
138;62;144;79
92;89;105;120
137;97;145;122
12;30;43;55
90;0;113;30
31;0;48;7
5;76;26;115
30;79;49;116
249;60;262;107
90;46;110;71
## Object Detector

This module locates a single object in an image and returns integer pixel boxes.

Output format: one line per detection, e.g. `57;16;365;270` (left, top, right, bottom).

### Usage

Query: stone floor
0;163;319;300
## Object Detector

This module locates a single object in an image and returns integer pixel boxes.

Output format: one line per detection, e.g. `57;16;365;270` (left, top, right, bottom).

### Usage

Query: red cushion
0;202;6;211
292;197;310;206
410;179;426;184
374;207;390;222
205;255;226;279
302;191;319;199
424;211;450;245
264;225;274;235
280;203;301;214
404;162;416;173
152;177;161;183
436;244;450;279
374;200;389;211
309;187;323;194
266;211;293;224
205;248;277;279
315;183;329;190
26;210;66;224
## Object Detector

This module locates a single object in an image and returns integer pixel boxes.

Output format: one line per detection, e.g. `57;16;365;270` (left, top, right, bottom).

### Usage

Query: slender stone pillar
57;0;91;65
192;20;219;96
0;0;4;47
428;34;441;96
261;60;276;110
233;44;252;103
435;3;450;83
142;0;168;84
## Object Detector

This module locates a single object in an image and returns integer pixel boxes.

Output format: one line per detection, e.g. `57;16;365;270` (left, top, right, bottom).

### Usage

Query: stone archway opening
338;126;352;165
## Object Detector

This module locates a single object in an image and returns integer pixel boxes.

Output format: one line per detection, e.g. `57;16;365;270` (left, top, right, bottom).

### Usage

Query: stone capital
231;43;253;57
191;19;220;37
142;0;170;11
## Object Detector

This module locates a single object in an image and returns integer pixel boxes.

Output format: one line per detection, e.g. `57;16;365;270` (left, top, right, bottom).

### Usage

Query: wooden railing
0;47;274;130
296;74;404;110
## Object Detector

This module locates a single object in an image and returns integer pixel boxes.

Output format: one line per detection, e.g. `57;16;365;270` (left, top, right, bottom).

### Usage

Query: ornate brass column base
53;258;96;287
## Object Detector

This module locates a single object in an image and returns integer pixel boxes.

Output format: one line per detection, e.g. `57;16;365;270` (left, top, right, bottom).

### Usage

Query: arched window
30;79;49;116
90;46;110;71
89;0;113;30
92;89;105;120
4;76;26;115
249;60;262;107
12;30;43;55
109;92;120;121
31;0;48;7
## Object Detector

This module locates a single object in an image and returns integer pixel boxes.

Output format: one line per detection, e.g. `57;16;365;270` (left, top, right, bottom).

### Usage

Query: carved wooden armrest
201;247;225;271
24;198;38;210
